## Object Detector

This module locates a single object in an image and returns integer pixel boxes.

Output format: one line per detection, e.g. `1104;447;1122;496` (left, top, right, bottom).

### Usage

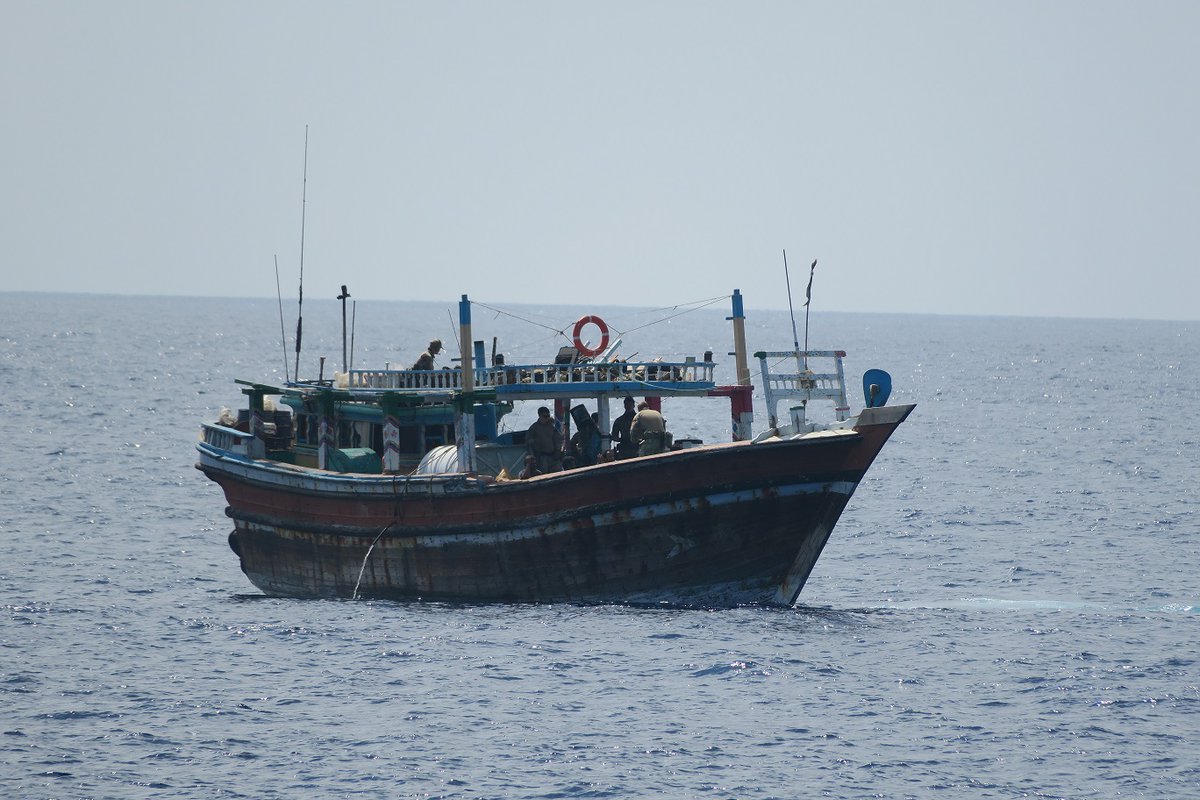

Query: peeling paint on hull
198;404;914;606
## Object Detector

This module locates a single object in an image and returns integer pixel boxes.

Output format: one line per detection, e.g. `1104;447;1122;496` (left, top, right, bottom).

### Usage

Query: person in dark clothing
610;396;637;459
571;413;603;467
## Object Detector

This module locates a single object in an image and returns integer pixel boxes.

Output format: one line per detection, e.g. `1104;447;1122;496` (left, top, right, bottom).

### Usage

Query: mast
338;284;351;374
293;125;309;381
455;294;477;474
729;288;750;386
459;294;474;393
722;289;754;440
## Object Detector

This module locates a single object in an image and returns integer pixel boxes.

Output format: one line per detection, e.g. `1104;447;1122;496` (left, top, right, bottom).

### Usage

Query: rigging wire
472;293;730;342
469;300;583;353
616;295;729;337
352;522;395;600
470;300;569;336
446;309;462;352
642;293;732;315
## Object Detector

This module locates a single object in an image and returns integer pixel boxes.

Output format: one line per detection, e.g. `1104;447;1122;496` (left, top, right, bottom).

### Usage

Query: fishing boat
196;290;913;606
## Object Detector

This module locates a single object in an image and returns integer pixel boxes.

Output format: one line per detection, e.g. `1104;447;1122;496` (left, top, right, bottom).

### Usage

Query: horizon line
0;288;1195;325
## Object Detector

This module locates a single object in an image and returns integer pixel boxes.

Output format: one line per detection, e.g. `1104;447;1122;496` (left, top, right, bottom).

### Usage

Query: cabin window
337;420;369;449
295;413;319;445
399;425;419;453
425;424;455;451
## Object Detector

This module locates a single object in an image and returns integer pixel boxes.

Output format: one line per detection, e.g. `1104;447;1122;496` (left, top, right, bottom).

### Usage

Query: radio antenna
783;249;801;353
349;300;358;373
803;258;817;370
293;125;309;381
275;255;289;382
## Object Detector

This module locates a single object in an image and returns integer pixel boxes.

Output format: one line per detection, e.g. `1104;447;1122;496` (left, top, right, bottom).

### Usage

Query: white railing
757;350;850;426
200;423;258;456
347;360;716;392
348;369;463;391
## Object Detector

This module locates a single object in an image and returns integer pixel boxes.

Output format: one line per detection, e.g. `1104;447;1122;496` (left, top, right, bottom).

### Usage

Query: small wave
41;710;119;721
861;597;1194;614
1153;603;1197;614
691;660;756;677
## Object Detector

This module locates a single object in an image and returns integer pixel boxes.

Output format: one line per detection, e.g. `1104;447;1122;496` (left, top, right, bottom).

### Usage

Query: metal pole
783;249;801;353
729;289;750;387
275;255;289;382
294;125;309;381
338;285;351;374
350;300;357;373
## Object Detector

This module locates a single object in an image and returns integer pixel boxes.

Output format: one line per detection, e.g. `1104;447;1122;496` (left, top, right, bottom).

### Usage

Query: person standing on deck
526;406;563;473
629;401;669;456
411;339;442;370
610;396;637;459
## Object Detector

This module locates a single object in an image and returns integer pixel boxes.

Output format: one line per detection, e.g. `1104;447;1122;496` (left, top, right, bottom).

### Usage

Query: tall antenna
349;300;357;373
293;125;309;381
803;259;817;370
274;255;289;382
446;308;461;352
783;249;801;353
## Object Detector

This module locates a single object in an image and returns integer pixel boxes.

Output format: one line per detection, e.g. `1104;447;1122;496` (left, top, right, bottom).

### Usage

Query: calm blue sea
2;292;1197;799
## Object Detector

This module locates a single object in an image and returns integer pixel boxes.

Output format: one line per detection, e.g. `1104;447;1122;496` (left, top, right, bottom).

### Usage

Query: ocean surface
2;292;1197;799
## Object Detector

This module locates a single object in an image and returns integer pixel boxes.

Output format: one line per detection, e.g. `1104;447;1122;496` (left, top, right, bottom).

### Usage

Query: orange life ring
571;315;610;358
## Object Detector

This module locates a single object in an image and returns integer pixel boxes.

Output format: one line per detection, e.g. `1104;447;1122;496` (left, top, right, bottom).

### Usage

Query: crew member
629;400;669;456
411;339;442;370
570;412;603;467
526;406;563;473
518;453;540;480
610;396;637;459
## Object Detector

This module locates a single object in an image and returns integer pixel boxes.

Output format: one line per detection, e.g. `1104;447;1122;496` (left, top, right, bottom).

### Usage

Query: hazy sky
3;1;1197;320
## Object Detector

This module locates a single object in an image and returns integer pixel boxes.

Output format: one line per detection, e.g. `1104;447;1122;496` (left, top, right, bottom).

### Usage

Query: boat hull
198;404;914;606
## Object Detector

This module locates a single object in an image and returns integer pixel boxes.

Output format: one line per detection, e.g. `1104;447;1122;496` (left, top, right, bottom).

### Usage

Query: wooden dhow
196;291;913;606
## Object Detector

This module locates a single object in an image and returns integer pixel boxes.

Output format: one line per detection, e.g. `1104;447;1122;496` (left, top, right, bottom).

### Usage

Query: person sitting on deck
411;339;442;370
518;453;540;480
629;401;670;457
610;396;637;459
526;406;563;473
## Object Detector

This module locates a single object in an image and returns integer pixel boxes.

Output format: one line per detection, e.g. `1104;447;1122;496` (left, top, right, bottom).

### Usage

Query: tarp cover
326;447;382;474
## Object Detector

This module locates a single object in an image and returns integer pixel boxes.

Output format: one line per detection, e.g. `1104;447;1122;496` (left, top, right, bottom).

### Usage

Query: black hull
202;404;914;605
226;477;858;606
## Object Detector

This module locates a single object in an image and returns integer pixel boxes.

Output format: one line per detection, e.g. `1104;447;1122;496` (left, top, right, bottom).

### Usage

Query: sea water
1;292;1197;799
